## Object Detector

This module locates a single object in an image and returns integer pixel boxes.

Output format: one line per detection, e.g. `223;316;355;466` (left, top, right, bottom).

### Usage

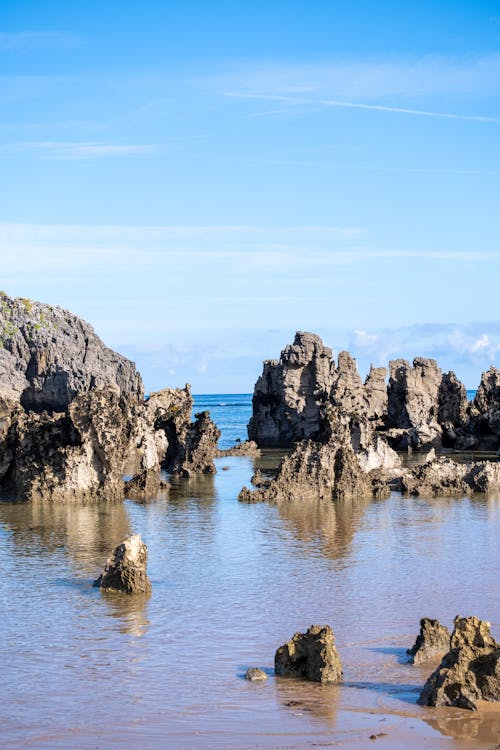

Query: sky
1;0;499;391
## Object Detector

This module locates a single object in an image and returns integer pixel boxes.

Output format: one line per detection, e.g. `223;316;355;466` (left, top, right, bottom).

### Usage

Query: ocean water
1;393;499;750
193;393;252;449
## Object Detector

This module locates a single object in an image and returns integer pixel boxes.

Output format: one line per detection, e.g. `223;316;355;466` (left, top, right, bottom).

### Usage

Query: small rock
407;618;450;665
275;624;343;683
245;667;267;681
93;534;151;594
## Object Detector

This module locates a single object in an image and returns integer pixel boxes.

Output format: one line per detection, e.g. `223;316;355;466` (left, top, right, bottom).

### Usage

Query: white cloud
2;141;159;160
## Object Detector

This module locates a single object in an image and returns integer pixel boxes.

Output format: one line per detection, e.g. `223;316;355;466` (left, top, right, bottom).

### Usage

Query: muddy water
1;455;500;749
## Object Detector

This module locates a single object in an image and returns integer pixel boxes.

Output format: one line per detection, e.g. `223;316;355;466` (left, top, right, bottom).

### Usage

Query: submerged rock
418;616;500;710
245;667;268;682
275;624;343;683
93;534;151;594
407;618;451;665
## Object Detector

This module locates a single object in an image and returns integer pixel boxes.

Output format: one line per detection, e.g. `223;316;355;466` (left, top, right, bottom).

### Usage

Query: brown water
1;454;500;749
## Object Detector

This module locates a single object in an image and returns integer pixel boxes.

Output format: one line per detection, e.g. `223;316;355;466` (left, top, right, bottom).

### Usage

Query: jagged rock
245;668;267;682
418;616;500;710
4;390;135;502
401;457;500;497
0;292;143;412
331;351;365;413
364;365;389;421
248;332;334;447
388;358;442;429
274;624;343;683
93;534;151;594
217;440;261;457
125;469;168;500
407;618;451;665
468;367;500;451
239;411;394;504
169;411;221;477
438;372;468;430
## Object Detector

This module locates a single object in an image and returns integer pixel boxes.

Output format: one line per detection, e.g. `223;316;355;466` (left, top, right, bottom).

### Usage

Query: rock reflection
100;590;150;637
167;473;217;502
424;704;500;743
0;500;131;575
274;675;340;725
276;494;372;561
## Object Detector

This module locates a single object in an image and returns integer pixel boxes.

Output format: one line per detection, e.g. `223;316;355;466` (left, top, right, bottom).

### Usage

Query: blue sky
1;0;499;391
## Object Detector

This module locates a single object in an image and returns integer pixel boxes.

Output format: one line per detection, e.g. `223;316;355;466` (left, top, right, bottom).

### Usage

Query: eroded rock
275;624;343;683
245;668;268;681
418;616;500;710
407;618;451;665
93;534;152;594
401;457;500;497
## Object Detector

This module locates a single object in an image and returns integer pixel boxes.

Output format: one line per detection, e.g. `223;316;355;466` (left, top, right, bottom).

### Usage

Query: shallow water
1;395;500;749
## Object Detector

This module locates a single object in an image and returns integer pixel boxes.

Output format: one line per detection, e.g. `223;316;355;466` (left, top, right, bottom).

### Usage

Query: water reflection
0;500;131;574
274;676;340;724
99;590;151;637
425;704;500;743
275;494;373;561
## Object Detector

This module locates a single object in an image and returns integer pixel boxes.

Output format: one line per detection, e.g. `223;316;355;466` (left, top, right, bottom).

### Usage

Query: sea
1;390;499;750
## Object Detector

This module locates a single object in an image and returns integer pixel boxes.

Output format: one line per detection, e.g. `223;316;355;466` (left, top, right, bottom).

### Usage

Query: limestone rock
407;618;451;665
93;534;151;594
418;616;500;710
248;332;334;447
245;668;267;682
0;292;143;412
125;469;168;500
401;457;500;497
217;440;261;457
275;624;343;683
468;367;500;451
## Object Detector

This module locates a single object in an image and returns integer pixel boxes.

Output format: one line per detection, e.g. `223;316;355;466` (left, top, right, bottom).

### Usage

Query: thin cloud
2;141;160;160
225;91;500;124
0;31;81;51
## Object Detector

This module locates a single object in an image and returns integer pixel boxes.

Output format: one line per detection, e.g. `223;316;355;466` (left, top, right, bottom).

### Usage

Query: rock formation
401;457;500;497
244;668;267;682
275;624;343;683
240;410;399;504
0;292;143;412
418;616;500;710
248;332;500;453
217;440;261;457
407;618;451;665
93;534;151;594
0;294;221;502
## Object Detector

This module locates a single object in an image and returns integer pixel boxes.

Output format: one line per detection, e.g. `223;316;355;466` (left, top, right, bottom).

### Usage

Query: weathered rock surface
467;367;500;451
93;533;151;594
3;390;135;502
0;292;143;412
124;469;169;500
248;332;333;447
245;667;268;682
407;618;451;665
275;624;343;683
401;457;500;497
418;616;500;710
240;411;397;504
217;440;261;457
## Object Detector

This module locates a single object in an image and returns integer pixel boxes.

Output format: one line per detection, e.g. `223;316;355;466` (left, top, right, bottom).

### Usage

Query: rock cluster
418;616;500;710
401;457;500;497
407;618;451;665
0;294;220;501
275;624;343;683
239;410;400;504
94;534;151;594
248;332;499;453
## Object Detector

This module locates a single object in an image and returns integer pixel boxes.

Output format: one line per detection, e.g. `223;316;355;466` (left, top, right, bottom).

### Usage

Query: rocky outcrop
93;534;151;594
401;457;500;497
248;332;333;447
0;292;143;412
217;440;261;457
275;625;343;683
124;469;169;500
240;411;398;504
3;390;136;502
418;616;500;710
245;668;267;682
407;618;451;665
248;333;500;453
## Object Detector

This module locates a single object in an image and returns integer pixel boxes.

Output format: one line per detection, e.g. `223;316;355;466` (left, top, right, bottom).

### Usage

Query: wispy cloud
0;31;81;52
1;141;160;160
225;91;500;124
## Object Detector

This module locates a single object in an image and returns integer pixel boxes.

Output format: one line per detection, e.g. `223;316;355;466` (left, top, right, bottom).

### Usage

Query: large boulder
0;292;143;412
275;624;343;683
407;618;451;665
418;616;500;710
93;534;151;594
